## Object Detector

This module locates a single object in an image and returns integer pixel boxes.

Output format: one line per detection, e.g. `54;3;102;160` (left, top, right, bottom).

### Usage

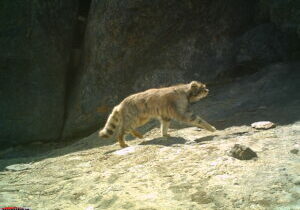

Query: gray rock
62;0;257;139
1;0;299;145
251;121;276;130
270;0;300;35
290;149;299;154
0;1;78;145
62;0;299;140
256;0;300;60
229;144;258;160
236;24;288;68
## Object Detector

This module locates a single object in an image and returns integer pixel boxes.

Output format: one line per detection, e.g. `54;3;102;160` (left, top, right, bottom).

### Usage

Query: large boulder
2;0;297;144
62;0;258;139
0;1;78;145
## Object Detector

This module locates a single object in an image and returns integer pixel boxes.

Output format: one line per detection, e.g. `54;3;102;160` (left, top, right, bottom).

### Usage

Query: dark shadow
212;101;300;131
0;133;117;171
222;131;254;139
230;131;249;136
139;137;186;146
203;66;300;131
194;135;218;143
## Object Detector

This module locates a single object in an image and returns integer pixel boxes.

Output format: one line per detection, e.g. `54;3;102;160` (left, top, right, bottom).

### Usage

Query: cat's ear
190;81;198;90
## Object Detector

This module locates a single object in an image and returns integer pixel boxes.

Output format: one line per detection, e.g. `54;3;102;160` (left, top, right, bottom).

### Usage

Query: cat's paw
207;126;217;132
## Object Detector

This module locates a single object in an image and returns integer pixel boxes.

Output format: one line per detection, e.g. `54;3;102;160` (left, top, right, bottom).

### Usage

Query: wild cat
99;81;216;148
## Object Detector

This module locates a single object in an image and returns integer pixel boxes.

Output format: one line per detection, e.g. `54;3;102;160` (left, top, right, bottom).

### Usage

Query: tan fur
99;81;216;148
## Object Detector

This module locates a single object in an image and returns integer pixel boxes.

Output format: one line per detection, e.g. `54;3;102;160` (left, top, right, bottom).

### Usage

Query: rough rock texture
62;0;300;139
0;1;78;145
62;0;256;139
1;0;299;144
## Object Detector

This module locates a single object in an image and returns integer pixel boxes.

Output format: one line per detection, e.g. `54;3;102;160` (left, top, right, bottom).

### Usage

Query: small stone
229;144;258;160
251;121;276;130
290;149;299;154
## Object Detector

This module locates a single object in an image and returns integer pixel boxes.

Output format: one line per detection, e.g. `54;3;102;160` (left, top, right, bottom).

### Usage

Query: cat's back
123;85;187;105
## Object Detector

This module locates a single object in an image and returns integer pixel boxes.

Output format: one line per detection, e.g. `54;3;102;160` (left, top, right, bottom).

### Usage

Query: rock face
256;0;300;60
0;1;78;145
62;0;299;139
1;0;299;144
62;0;256;138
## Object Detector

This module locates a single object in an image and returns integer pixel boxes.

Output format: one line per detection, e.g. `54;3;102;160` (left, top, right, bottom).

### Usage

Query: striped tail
99;107;120;138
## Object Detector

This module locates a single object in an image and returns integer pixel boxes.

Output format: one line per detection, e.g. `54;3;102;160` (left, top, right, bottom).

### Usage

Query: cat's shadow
139;136;186;146
103;137;186;154
194;135;218;143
